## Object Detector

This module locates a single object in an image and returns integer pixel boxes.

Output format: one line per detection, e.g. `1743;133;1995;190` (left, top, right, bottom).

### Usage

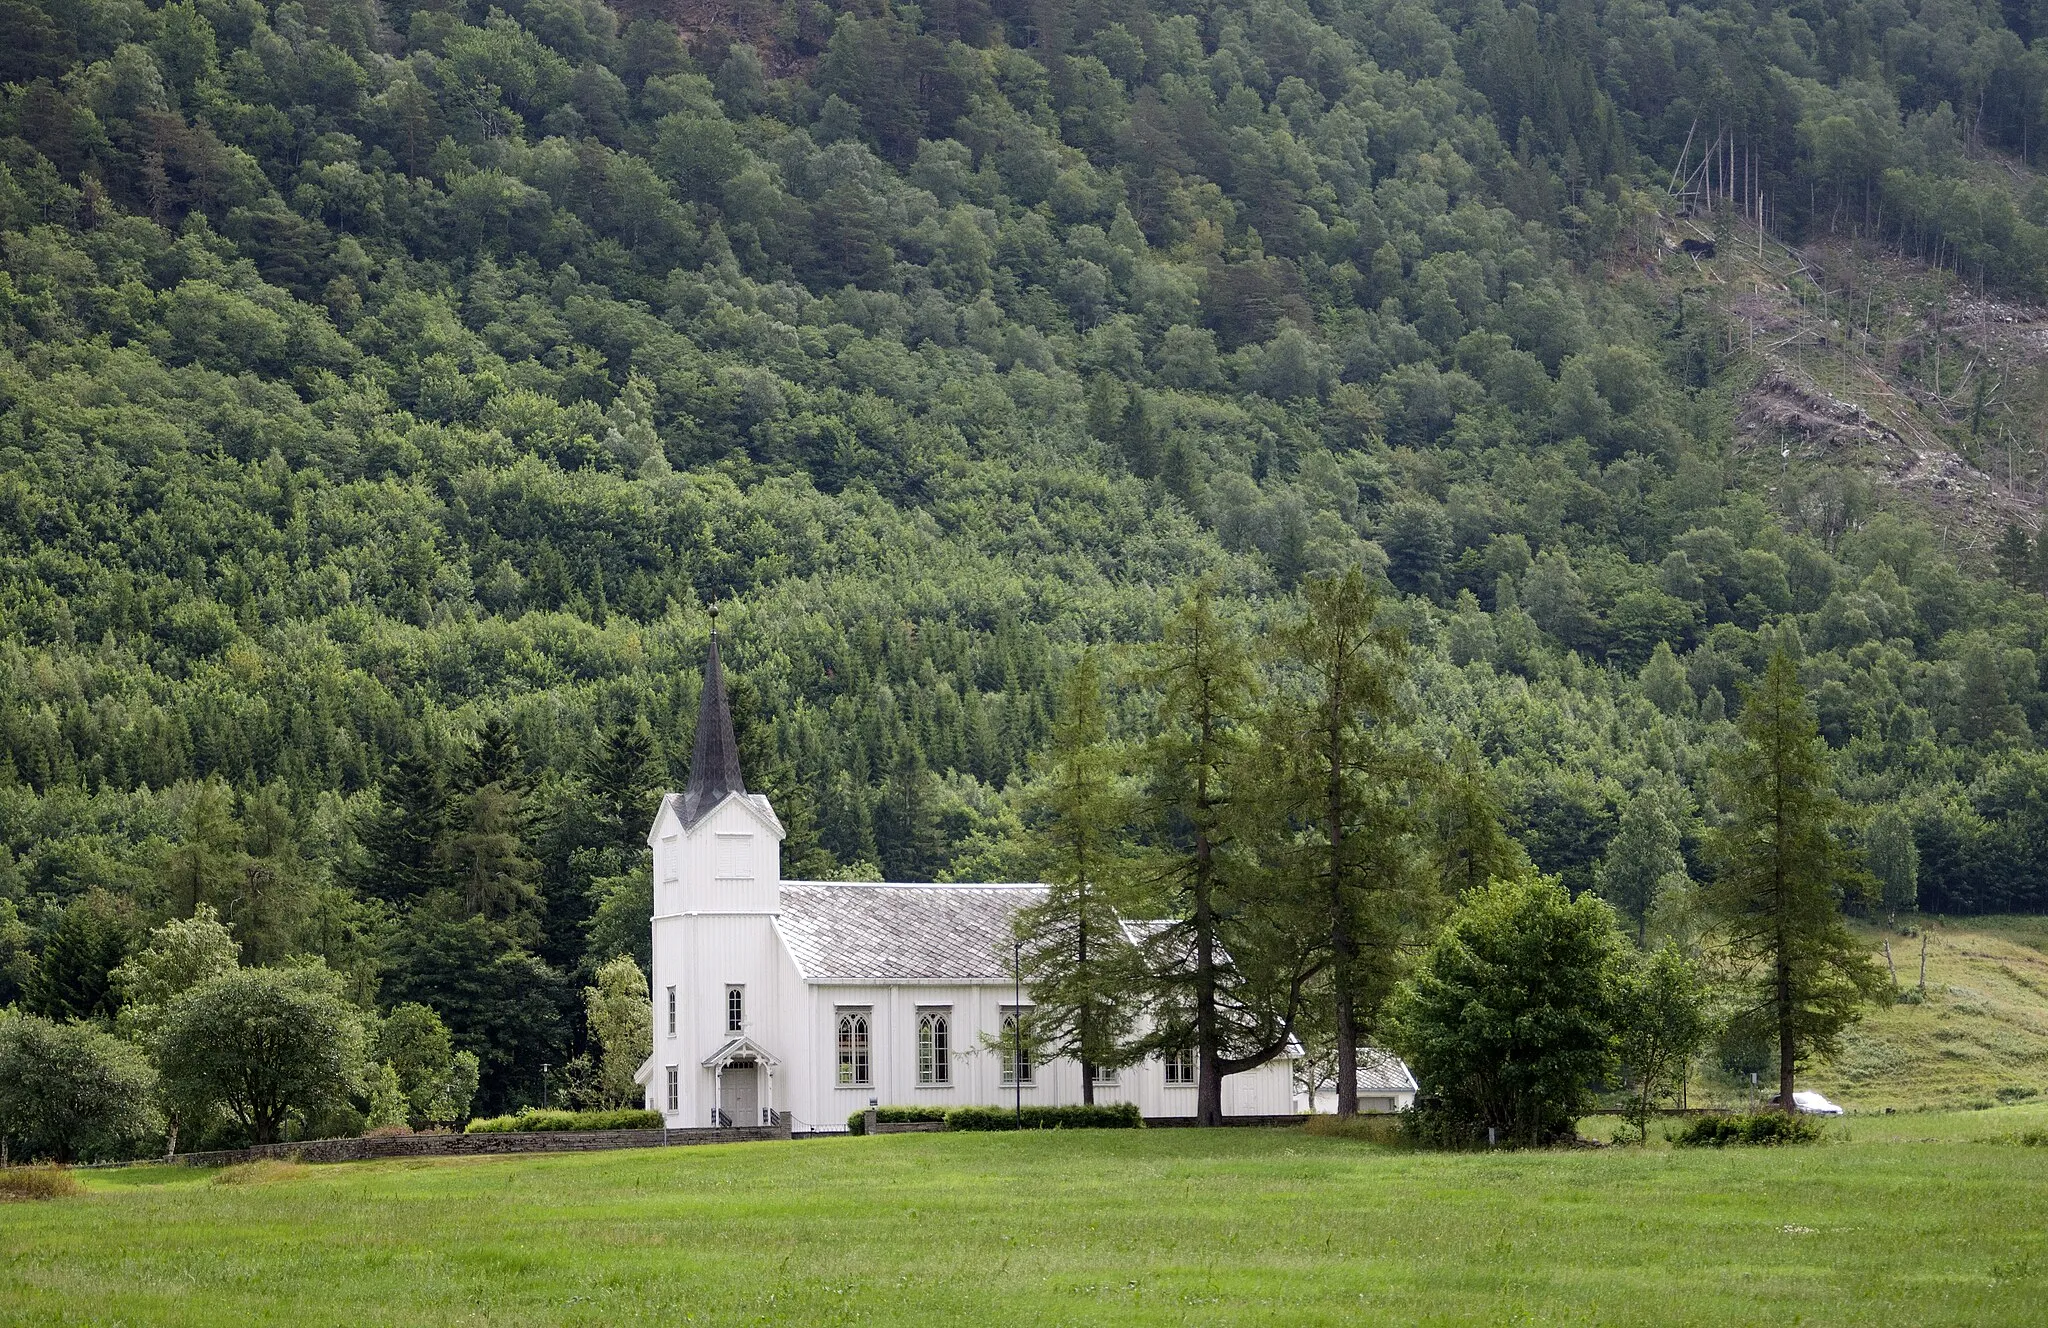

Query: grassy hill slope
1797;917;2048;1113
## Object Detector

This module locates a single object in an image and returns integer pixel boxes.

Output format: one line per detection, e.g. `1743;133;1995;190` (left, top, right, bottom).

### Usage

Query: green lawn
6;1110;2048;1326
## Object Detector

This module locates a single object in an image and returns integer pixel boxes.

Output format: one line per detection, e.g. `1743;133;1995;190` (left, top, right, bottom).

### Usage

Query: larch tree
1014;649;1137;1104
1264;568;1425;1118
1707;648;1884;1114
1135;585;1310;1126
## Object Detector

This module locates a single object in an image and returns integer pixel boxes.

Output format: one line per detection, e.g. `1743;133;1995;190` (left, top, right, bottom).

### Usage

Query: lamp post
1013;938;1023;1128
540;1063;550;1110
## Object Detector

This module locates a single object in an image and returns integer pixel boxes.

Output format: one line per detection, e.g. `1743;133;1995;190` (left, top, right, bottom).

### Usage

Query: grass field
6;1108;2048;1326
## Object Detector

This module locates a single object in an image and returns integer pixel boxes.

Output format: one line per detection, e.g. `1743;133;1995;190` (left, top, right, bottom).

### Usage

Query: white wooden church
636;635;1299;1131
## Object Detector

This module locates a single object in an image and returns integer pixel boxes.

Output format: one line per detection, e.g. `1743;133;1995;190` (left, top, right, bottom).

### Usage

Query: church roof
776;883;1045;983
678;630;745;829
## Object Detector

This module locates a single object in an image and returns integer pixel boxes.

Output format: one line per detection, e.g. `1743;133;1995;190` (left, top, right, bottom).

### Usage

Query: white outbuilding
638;635;1298;1131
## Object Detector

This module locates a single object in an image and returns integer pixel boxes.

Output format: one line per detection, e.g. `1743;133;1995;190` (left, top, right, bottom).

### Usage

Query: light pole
540;1063;550;1110
1013;939;1023;1128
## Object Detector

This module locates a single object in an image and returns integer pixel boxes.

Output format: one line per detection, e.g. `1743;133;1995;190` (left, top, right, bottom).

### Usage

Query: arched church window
836;1011;871;1086
917;1010;950;1084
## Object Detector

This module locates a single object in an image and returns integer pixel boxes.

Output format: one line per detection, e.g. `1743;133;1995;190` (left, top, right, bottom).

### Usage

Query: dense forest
7;0;2048;1126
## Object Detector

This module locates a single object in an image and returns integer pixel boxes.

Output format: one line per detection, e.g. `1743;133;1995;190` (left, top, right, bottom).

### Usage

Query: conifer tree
1014;650;1136;1104
1707;649;1884;1113
1431;738;1526;898
1264;568;1424;1117
1136;585;1305;1125
876;745;943;881
586;717;656;855
355;752;449;906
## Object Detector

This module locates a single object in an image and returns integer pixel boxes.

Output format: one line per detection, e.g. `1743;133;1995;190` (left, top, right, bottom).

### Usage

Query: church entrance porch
702;1034;780;1128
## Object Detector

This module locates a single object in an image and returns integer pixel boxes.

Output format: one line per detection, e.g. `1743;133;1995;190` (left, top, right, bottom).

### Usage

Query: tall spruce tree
1265;568;1424;1117
356;752;449;906
1014;650;1136;1104
1707;649;1884;1113
587;717;656;855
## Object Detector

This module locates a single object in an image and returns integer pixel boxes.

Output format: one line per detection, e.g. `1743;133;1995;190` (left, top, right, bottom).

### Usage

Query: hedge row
1673;1113;1823;1147
465;1108;665;1134
845;1106;951;1135
846;1103;1146;1134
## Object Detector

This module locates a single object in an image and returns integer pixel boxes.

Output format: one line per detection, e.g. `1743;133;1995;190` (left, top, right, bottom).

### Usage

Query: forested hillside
8;0;2048;1119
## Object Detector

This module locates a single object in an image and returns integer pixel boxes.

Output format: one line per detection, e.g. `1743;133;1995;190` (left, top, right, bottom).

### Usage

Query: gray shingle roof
1354;1048;1419;1094
776;883;1045;982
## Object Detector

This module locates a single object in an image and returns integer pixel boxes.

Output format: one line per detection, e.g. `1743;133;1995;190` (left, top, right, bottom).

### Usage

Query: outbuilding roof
776;882;1045;983
1354;1048;1419;1094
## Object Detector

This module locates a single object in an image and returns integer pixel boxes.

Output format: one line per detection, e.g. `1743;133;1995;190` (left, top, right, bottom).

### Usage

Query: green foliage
464;1107;662;1133
1260;567;1431;1117
1390;872;1626;1146
845;1105;949;1135
582;955;650;1110
372;1002;479;1128
1673;1113;1823;1147
0;1010;160;1162
23;892;133;1024
110;904;239;1039
1615;944;1714;1143
943;1103;1143;1131
1708;650;1887;1109
1013;649;1138;1097
154;965;367;1145
3;0;2048;1142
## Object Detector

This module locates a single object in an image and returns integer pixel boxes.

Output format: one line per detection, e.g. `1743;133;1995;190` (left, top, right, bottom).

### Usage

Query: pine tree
1706;649;1884;1113
25;891;134;1023
1014;650;1136;1104
1264;568;1425;1117
1431;738;1525;897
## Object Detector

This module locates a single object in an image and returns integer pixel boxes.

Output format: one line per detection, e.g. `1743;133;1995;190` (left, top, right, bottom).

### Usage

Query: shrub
1673;1113;1822;1147
846;1106;949;1136
1388;872;1627;1148
943;1103;1143;1132
0;1166;83;1201
464;1108;663;1134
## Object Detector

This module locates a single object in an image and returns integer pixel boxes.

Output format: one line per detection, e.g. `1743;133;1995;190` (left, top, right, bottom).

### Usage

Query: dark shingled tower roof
679;628;746;828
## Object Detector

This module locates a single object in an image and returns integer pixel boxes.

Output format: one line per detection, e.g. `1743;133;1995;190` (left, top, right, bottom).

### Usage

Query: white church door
721;1063;760;1127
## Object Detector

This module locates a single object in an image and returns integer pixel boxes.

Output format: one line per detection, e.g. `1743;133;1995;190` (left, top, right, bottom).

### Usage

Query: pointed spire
679;615;746;828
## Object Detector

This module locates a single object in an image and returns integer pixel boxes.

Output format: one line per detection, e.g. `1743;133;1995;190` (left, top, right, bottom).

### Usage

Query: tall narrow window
917;1010;951;1085
1000;1009;1033;1085
726;985;745;1033
666;986;677;1038
1164;1048;1195;1085
665;1065;679;1112
836;1011;871;1086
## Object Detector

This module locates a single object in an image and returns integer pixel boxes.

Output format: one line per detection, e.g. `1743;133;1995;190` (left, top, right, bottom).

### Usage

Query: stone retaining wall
872;1120;948;1134
171;1120;790;1167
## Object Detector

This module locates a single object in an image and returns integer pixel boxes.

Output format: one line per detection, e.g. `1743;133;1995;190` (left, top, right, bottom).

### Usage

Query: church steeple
679;621;746;828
